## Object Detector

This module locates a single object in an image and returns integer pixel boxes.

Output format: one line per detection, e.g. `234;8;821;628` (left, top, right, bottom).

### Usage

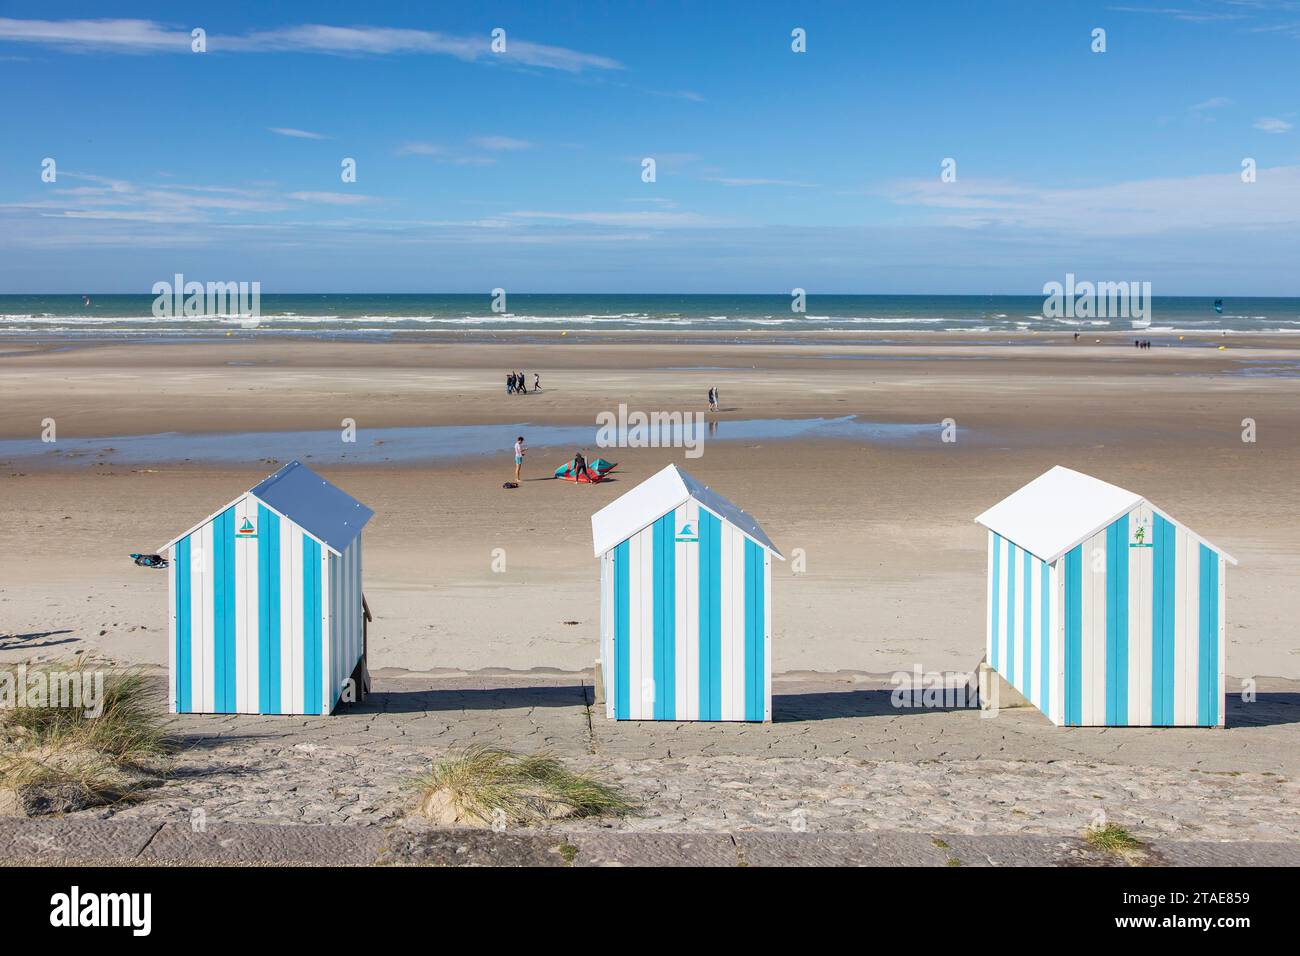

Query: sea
1;293;1297;339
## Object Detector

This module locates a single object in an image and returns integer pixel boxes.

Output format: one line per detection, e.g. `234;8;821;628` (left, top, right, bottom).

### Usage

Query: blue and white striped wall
599;498;772;721
987;503;1227;727
167;493;365;716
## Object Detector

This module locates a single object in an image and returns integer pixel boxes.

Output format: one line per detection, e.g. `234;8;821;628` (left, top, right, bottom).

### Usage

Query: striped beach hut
592;464;782;722
160;461;373;716
975;466;1236;727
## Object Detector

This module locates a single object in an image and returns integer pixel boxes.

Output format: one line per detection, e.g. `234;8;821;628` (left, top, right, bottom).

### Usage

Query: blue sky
1;1;1297;293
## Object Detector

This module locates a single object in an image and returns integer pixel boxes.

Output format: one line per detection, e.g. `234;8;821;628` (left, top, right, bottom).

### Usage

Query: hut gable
591;464;782;558
974;465;1236;565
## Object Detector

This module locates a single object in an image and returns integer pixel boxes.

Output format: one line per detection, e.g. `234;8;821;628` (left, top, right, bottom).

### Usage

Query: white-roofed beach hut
159;460;373;716
975;466;1236;727
591;464;782;722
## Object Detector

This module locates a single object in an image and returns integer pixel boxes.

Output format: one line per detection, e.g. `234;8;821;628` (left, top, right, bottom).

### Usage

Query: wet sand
1;333;1298;683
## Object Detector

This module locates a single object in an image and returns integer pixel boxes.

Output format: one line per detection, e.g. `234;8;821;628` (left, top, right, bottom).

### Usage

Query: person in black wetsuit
572;450;594;481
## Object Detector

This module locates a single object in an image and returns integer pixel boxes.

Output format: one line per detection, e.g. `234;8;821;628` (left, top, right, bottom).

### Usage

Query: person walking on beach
507;371;515;394
711;386;720;411
518;371;527;395
533;372;541;392
514;435;526;482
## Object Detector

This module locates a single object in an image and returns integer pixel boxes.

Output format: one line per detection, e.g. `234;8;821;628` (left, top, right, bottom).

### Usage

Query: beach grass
0;747;127;810
1085;822;1144;854
0;663;171;814
413;746;638;828
2;665;169;759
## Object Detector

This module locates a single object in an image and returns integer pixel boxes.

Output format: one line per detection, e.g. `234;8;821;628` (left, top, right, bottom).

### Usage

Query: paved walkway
4;674;1298;862
4;817;1300;867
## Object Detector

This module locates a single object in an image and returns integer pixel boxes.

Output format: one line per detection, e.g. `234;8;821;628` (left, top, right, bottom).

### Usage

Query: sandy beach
2;332;1297;685
10;0;1300;889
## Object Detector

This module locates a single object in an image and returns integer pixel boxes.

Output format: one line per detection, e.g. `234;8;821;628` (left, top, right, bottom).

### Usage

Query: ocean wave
4;309;1299;336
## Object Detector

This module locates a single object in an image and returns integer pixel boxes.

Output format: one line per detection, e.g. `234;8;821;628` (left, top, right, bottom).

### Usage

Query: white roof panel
975;465;1236;565
591;464;782;558
975;466;1139;563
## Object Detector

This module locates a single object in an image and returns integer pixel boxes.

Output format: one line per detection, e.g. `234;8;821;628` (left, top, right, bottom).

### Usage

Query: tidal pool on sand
0;416;946;467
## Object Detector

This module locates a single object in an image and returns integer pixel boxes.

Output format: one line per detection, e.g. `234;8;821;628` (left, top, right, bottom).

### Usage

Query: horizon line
0;291;1287;299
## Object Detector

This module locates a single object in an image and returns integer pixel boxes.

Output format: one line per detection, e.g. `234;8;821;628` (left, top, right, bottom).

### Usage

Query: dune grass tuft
0;748;132;813
3;666;169;759
413;746;638;828
1085;822;1144;854
0;663;171;814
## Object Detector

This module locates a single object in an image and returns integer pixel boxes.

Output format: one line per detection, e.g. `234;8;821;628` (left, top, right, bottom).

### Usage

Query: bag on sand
502;481;519;489
130;552;169;569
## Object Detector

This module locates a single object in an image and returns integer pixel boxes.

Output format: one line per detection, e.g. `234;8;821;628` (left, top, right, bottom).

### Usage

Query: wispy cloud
270;127;329;140
1108;2;1300;34
396;138;534;164
0;17;187;51
395;142;445;157
287;191;375;205
1189;96;1233;111
886;165;1300;235
1254;116;1293;133
0;18;623;72
705;177;817;188
9;171;385;224
1106;6;1249;24
470;136;534;151
507;209;722;227
227;24;622;71
649;89;705;102
624;153;703;177
623;197;681;208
